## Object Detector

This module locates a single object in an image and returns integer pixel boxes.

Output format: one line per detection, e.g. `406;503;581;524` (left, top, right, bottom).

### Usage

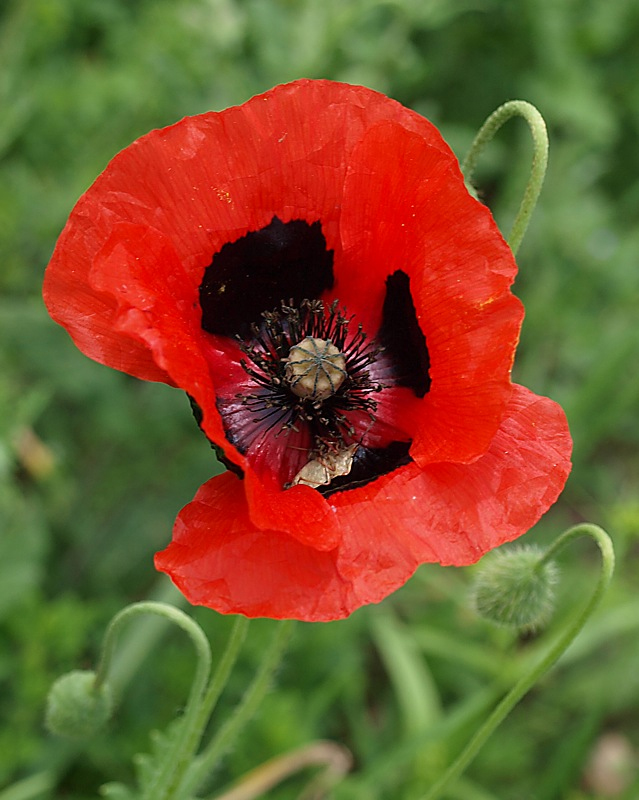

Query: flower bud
471;546;559;632
45;670;113;739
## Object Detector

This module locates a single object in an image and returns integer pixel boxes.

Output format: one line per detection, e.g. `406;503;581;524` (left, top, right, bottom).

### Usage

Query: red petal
244;470;341;551
88;222;240;454
44;229;172;384
155;385;571;621
44;80;443;381
89;222;343;551
154;472;349;620
333;385;572;580
338;121;524;464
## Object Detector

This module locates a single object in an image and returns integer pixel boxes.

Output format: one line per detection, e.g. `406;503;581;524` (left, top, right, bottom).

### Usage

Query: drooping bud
285;337;347;401
45;670;113;739
471;546;559;632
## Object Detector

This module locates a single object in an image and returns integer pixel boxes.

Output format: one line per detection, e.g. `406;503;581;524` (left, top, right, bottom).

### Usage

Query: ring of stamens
234;299;385;472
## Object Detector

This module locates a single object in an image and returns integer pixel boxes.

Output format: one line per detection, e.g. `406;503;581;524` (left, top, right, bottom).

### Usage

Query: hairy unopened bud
45;670;113;739
471;546;559;632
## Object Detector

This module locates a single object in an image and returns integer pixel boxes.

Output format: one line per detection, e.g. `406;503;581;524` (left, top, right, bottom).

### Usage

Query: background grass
1;0;638;798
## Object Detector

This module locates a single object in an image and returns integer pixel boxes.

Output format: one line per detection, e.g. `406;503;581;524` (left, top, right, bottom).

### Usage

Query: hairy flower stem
95;601;212;695
419;524;614;800
462;100;549;256
91;603;291;800
107;578;187;698
179;620;295;798
162;615;250;799
94;602;213;800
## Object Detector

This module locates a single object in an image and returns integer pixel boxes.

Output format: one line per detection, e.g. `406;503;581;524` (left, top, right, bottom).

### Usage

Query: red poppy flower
44;79;571;621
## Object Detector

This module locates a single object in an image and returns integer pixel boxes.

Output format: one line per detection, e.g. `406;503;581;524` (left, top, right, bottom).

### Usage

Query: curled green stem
94;600;211;693
419;524;614;800
106;577;187;698
462;100;549;256
93;601;213;800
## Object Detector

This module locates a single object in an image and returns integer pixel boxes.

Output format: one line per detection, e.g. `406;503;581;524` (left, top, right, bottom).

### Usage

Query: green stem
95;601;211;694
180;619;294;797
162;615;250;799
418;524;614;800
107;577;187;698
93;601;213;800
461;100;549;256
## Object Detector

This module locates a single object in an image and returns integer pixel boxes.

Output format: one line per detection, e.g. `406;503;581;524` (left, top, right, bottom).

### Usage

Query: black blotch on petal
199;217;334;337
318;440;412;497
377;270;431;397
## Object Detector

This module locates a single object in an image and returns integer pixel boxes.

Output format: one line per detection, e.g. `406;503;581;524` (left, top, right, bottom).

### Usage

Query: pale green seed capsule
285;337;347;401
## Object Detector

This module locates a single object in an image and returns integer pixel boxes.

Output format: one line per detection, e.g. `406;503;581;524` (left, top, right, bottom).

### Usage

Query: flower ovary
285;337;347;401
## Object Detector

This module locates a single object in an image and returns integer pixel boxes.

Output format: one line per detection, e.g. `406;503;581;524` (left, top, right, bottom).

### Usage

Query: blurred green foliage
1;0;638;798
